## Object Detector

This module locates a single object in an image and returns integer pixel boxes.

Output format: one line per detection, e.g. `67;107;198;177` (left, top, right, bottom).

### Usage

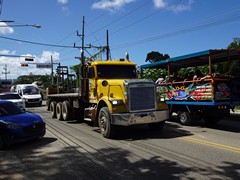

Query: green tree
227;37;240;76
14;74;52;88
145;51;170;63
228;37;240;49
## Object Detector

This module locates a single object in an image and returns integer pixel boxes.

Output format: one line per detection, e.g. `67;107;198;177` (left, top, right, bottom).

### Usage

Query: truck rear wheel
56;102;63;120
62;101;70;121
178;111;192;125
98;107;116;138
50;101;57;118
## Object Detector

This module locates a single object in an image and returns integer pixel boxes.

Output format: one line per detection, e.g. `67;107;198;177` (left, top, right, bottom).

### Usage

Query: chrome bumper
111;110;169;126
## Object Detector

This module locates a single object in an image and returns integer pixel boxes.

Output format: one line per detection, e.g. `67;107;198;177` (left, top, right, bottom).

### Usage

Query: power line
89;0;182;45
86;0;153;38
112;14;240;50
0;35;76;48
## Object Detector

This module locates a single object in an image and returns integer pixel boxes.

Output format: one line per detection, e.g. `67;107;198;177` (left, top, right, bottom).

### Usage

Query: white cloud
0;22;14;35
153;0;194;13
92;0;135;12
153;0;167;8
0;49;16;55
57;0;68;4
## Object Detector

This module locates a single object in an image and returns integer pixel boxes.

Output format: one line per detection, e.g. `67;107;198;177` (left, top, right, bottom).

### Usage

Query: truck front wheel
98;107;116;138
178;111;192;125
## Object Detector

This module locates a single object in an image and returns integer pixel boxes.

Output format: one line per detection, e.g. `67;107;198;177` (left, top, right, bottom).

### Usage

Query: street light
0;24;41;28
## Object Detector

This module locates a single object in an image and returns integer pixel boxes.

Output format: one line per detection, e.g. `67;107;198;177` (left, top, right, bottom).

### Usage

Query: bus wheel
148;121;165;131
50;101;57;118
62;101;70;121
98;107;116;138
56;102;63;120
178;111;192;125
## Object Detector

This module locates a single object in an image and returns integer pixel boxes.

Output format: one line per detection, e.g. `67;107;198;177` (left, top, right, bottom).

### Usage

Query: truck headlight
111;100;124;106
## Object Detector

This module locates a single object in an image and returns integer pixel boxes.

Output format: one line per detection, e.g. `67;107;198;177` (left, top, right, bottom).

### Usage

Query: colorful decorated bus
141;49;240;125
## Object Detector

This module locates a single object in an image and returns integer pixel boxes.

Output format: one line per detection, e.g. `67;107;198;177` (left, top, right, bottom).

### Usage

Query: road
1;104;240;180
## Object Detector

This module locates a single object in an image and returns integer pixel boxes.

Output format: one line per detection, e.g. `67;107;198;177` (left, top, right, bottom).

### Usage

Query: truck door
88;67;98;103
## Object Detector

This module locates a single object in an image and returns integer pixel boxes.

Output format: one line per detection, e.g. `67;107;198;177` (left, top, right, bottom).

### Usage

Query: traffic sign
36;63;52;68
25;58;34;61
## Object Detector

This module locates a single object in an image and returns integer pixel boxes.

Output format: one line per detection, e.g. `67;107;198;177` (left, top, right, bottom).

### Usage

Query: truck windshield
97;65;137;79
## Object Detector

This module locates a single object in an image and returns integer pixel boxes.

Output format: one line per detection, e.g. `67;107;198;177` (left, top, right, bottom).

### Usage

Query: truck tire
56;102;63;120
178;111;192;125
50;101;57;118
98;107;116;138
148;121;165;131
62;101;70;121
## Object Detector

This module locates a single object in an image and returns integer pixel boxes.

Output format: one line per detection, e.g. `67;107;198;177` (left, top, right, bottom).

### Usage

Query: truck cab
47;58;169;138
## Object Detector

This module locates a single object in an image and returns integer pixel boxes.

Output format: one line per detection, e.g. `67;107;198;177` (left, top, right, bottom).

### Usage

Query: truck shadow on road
92;123;193;141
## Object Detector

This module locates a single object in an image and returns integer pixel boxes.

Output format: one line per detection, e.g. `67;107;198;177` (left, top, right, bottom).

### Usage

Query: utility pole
2;64;10;81
51;55;54;85
106;30;110;60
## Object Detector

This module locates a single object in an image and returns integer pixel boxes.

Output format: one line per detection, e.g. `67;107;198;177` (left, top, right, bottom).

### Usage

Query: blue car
0;100;46;149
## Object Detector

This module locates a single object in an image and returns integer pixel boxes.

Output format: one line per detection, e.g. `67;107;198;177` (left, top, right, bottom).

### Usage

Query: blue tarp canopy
141;49;240;69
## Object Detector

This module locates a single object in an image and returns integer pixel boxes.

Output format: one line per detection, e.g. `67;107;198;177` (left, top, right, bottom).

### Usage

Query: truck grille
127;81;156;112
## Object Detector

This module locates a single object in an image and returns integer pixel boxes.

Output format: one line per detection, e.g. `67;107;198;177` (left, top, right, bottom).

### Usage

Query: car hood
22;94;41;99
0;113;44;126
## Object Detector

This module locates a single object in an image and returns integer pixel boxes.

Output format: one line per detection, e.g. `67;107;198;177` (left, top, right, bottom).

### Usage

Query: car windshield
0;94;21;100
23;87;39;95
96;65;137;79
0;102;24;116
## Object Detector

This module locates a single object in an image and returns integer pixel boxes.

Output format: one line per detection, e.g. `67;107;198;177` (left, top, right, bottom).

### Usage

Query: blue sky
0;0;240;79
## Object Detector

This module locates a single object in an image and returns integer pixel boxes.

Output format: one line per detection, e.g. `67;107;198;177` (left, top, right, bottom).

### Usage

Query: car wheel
50;101;57;118
98;107;116;138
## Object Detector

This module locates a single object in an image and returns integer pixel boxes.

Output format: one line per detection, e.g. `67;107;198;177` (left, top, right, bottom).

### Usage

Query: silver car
0;92;26;111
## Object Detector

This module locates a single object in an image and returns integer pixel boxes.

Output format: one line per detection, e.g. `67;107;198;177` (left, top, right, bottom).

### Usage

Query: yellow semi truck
46;57;169;138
